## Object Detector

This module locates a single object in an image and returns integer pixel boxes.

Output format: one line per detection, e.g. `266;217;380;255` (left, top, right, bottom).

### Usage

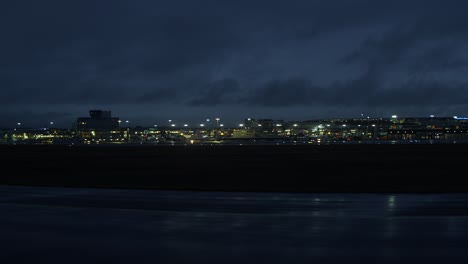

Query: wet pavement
1;185;468;263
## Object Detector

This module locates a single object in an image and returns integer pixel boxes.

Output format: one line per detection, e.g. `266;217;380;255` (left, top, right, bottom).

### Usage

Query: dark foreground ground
1;144;468;192
2;186;468;264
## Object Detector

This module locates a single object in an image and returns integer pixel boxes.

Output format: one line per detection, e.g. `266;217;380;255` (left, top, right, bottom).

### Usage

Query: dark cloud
243;79;322;107
237;75;468;109
2;0;468;127
187;79;241;106
342;6;468;71
373;80;468;107
407;43;468;74
137;88;181;104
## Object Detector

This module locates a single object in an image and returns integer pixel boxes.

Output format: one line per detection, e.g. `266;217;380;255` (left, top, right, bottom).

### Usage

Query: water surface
1;186;468;263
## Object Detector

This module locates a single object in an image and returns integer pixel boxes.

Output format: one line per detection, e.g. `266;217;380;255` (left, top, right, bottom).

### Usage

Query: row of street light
15;115;404;129
144;118;225;128
15;121;55;128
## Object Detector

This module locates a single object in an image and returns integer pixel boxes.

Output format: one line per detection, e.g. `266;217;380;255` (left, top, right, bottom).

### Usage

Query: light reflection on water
1;186;468;263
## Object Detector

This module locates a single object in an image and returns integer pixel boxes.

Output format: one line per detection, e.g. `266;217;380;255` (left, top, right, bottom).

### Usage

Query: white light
391;115;397;119
358;125;361;127
125;120;129;123
168;120;172;122
372;124;376;127
239;124;244;127
184;124;188;127
171;124;176;127
342;124;346;127
200;124;205;127
430;115;435;118
454;116;458;119
154;124;157;127
17;122;21;126
50;122;54;125
326;124;330;127
220;124;224;127
215;118;220;121
293;124;298;127
276;124;282;127
258;124;262;127
247;118;251;121
206;119;210;122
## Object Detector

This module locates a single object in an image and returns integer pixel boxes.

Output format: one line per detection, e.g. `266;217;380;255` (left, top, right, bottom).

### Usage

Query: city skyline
2;1;468;127
4;108;468;146
4;108;468;129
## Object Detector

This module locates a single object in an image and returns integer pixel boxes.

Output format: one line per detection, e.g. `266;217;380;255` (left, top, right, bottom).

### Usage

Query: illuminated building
76;110;120;130
75;110;125;144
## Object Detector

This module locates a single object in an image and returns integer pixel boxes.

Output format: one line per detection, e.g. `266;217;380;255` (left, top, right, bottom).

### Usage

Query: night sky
2;0;468;128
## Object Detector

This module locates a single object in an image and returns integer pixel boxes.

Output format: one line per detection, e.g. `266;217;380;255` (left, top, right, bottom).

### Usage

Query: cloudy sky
2;0;468;127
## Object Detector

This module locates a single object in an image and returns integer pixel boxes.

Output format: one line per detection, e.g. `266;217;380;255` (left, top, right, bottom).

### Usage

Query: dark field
1;144;468;192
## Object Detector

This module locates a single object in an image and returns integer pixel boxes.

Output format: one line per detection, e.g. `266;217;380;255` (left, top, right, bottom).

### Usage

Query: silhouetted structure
76;110;120;130
75;110;125;143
